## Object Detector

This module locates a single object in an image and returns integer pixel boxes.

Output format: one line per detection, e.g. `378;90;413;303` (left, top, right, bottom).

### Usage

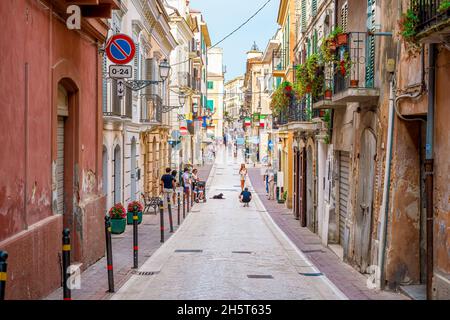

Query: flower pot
350;79;359;87
337;33;349;46
319;110;326;117
305;85;312;93
324;90;332;100
127;211;143;225
328;40;337;51
110;218;127;234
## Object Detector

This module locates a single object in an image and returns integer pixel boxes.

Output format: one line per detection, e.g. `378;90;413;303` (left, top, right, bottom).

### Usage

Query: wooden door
299;147;307;227
306;145;315;233
355;129;376;272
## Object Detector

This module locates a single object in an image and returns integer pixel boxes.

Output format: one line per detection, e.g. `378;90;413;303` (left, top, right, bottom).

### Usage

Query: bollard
187;189;190;213
159;200;165;243
177;192;181;226
167;195;174;233
0;251;8;300
104;216;114;293
62;229;71;300
133;212;139;269
182;192;186;219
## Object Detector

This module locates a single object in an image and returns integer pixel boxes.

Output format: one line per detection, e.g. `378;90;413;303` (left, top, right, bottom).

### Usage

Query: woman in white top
239;164;248;190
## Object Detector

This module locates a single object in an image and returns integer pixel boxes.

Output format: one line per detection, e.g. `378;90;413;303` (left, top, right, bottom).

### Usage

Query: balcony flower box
350;79;359;88
337;33;349;46
324;89;332;100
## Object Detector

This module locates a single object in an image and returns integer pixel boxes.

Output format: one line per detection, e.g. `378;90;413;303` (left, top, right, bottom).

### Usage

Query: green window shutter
301;0;306;31
366;0;376;87
206;99;214;111
134;43;140;80
312;0;317;16
207;81;214;89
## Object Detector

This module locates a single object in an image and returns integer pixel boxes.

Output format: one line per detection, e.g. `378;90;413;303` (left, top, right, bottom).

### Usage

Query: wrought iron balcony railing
416;0;450;32
178;72;191;89
272;98;316;129
141;94;162;124
272;48;288;73
103;79;132;119
333;32;376;95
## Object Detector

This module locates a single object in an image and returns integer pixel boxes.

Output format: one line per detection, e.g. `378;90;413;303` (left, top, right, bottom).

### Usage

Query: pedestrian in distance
171;170;178;205
239;187;252;207
161;168;176;207
239;163;248;191
191;168;199;202
264;164;275;200
182;167;191;201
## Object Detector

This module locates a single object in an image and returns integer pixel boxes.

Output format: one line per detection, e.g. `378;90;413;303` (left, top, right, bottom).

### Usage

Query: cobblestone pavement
112;146;347;300
44;164;213;300
247;168;408;300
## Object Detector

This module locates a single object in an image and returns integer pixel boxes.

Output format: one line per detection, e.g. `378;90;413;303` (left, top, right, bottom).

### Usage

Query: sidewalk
247;168;408;300
44;164;213;300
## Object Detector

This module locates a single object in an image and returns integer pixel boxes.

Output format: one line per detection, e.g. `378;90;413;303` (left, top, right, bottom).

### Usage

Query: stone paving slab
247;167;408;301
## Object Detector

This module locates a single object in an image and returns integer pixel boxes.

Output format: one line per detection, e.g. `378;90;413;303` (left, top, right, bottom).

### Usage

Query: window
341;2;348;32
207;81;214;89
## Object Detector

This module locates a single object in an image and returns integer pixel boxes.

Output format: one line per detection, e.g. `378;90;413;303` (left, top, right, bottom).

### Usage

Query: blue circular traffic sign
105;34;136;65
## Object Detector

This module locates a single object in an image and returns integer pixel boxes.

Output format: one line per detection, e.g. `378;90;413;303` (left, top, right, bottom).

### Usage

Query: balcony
178;72;191;89
331;32;379;106
141;94;162;125
272;49;288;77
415;0;450;43
191;78;201;92
103;80;132;122
272;98;319;132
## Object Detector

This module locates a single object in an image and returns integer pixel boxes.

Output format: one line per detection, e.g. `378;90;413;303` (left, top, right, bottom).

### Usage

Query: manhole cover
299;272;323;277
133;271;160;276
174;249;203;253
247;275;273;279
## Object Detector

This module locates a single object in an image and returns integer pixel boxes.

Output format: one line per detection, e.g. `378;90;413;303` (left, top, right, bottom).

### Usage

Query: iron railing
333;32;375;95
141;94;162;124
272;97;316;128
178;72;191;88
272;48;288;72
415;0;450;31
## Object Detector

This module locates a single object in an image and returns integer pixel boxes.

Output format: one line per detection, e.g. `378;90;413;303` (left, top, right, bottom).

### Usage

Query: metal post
0;251;8;300
133;212;138;269
177;192;181;226
62;229;71;300
159;200;165;243
167;195;174;233
187;189;190;213
183;192;186;219
104;216;114;293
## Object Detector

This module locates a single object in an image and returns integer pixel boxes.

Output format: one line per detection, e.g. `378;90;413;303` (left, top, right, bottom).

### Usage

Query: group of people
160;166;205;206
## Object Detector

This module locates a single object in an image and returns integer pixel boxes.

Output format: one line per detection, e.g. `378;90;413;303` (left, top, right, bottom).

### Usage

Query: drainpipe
425;43;436;300
377;73;396;289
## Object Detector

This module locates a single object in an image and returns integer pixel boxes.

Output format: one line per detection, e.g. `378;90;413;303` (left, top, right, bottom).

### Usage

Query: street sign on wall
109;65;132;79
117;79;125;98
105;34;136;65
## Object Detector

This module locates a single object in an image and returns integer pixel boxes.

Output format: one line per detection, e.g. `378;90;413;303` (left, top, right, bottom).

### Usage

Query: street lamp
178;92;187;107
159;59;171;82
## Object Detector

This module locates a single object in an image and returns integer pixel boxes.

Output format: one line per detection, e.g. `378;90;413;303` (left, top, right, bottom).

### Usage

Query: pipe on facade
425;43;436;300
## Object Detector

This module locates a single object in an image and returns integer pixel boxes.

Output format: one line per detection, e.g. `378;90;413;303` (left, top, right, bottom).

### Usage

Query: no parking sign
105;34;136;65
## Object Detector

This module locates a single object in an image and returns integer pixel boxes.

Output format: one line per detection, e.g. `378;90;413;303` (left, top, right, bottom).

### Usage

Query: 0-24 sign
109;65;133;79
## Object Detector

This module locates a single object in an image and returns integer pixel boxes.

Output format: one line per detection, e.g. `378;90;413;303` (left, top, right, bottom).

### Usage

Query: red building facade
0;0;118;299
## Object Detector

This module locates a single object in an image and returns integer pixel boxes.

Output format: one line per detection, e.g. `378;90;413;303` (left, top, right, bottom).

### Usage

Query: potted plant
127;201;144;225
109;203;127;234
398;8;421;56
350;79;359;87
270;81;293;114
324;88;332;100
336;32;349;46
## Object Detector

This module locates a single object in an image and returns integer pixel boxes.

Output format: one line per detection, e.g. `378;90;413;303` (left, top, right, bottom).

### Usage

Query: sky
189;0;280;82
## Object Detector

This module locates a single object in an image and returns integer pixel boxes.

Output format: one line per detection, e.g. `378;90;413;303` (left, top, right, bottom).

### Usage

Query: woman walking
239;164;248;191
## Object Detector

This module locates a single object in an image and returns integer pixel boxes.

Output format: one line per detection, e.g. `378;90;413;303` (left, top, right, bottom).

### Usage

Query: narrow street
112;147;346;300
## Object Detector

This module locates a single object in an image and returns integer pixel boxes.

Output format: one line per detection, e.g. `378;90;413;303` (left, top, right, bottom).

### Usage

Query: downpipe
425;43;436;300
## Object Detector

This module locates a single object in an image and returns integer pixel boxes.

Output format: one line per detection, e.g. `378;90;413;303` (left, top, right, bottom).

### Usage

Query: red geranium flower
127;201;143;213
109;203;126;219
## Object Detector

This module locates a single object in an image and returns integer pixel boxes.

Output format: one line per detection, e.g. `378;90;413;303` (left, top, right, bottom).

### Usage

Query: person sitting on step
239;188;252;207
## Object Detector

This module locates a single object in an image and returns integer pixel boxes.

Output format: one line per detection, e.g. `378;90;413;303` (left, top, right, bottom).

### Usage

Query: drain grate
232;251;253;254
174;249;203;253
299;272;323;277
134;271;160;276
247;275;273;279
301;249;325;253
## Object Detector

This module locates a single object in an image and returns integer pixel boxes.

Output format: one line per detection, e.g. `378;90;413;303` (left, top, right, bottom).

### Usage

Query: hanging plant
398;8;421;56
270;81;292;113
295;54;325;99
438;1;450;13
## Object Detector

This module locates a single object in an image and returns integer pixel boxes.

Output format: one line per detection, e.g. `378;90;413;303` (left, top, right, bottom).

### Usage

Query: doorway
113;144;121;204
354;128;376;272
130;137;137;201
306;145;315;233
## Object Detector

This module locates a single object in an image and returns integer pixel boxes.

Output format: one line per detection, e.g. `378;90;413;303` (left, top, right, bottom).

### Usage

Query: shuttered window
134;43;140;80
301;0;306;31
56;117;65;215
125;86;132;118
341;2;348;32
111;79;121;115
366;0;376;87
339;151;350;246
312;0;317;17
102;54;107;112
